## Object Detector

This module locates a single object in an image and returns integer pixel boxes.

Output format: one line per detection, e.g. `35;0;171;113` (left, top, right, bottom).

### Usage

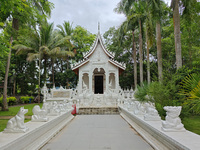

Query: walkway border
0;109;74;150
119;106;194;150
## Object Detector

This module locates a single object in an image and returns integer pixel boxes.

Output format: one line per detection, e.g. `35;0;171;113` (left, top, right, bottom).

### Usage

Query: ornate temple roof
71;28;126;73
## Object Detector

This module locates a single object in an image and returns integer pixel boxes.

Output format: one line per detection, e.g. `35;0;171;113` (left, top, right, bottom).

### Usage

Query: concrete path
41;115;154;150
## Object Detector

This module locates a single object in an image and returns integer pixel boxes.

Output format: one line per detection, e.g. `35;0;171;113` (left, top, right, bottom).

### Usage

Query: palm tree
171;0;182;69
148;0;164;82
2;0;52;111
57;21;75;69
171;0;198;69
145;11;154;84
14;22;62;102
57;21;75;88
115;0;146;87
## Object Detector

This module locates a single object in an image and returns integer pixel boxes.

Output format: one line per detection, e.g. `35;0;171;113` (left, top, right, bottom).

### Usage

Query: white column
79;71;82;93
106;71;109;92
89;71;93;93
115;71;119;89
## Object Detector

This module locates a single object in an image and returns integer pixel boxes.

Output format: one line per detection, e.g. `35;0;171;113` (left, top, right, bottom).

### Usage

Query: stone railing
119;103;200;150
0;102;74;150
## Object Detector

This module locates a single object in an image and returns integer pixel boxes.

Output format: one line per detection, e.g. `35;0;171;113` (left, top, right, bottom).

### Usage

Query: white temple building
71;29;126;106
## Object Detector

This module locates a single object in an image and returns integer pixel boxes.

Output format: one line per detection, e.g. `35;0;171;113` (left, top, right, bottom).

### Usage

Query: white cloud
49;0;125;34
49;0;170;34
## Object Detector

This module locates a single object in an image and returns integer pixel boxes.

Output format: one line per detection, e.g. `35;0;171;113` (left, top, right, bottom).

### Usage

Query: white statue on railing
144;102;161;121
31;105;49;122
41;83;48;102
48;101;60;116
4;107;29;133
134;101;145;115
162;106;186;132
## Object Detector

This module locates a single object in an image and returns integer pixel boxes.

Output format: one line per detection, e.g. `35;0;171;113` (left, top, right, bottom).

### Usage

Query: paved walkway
41;115;154;150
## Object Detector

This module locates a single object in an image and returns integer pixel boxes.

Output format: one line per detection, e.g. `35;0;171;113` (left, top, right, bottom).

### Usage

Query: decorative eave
83;33;115;59
108;58;126;70
71;58;89;71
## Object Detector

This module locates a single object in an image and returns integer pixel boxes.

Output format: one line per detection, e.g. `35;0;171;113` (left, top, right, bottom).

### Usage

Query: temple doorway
94;76;103;94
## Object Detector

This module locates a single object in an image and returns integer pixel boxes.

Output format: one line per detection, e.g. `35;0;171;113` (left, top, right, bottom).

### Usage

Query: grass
0;103;43;116
182;115;200;135
0;103;43;132
0;119;30;132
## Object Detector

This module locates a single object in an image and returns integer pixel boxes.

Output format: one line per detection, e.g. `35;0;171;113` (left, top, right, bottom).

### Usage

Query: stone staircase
77;107;119;115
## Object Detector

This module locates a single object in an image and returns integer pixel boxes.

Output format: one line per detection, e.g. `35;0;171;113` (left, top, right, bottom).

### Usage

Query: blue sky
49;0;171;34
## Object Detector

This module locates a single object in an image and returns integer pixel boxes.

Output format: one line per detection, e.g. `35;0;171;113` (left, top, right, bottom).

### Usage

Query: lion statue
31;105;49;122
4;107;29;133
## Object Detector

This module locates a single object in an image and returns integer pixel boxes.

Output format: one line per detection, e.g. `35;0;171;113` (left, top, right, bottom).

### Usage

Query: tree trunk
173;0;182;69
188;28;192;69
139;19;143;85
146;30;150;85
13;74;16;96
156;21;163;82
132;30;137;89
52;59;55;86
66;56;69;89
2;36;13;111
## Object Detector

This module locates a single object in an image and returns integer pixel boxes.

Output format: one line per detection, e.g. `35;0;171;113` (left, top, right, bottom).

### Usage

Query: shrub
134;82;152;102
180;73;200;115
20;96;33;104
7;97;17;106
0;96;9;106
0;96;2;106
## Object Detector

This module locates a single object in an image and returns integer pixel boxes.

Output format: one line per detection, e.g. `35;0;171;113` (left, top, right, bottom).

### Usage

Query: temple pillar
106;71;109;92
115;71;119;89
79;71;83;92
89;71;92;93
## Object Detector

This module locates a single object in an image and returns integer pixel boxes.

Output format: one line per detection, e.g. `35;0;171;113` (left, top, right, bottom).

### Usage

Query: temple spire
98;22;100;34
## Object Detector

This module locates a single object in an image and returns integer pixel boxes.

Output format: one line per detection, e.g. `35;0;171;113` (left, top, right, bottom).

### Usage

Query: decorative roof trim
83;33;114;59
71;59;89;71
108;59;126;70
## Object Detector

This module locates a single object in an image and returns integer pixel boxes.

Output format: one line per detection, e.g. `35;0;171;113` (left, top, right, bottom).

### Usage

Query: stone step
77;107;119;115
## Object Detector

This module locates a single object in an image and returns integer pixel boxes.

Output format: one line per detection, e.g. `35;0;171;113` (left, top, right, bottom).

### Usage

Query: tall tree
145;11;154;84
57;21;75;88
171;0;182;69
149;0;164;82
171;0;198;69
1;0;53;110
115;0;146;87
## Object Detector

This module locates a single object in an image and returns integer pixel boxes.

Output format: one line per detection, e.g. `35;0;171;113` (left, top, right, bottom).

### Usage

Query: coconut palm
56;21;75;88
56;21;75;68
145;11;154;84
148;0;164;82
170;0;198;69
14;22;64;102
2;0;53;111
115;0;146;86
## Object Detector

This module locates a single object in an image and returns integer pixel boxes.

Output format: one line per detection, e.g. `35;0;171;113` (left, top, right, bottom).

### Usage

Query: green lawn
0;119;30;132
0;103;43;116
182;116;200;135
0;103;43;132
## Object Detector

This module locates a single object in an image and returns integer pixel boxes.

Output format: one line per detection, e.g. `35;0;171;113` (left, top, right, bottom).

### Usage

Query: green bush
134;82;152;102
0;96;2;106
7;97;17;106
0;96;9;106
20;96;33;104
180;73;200;115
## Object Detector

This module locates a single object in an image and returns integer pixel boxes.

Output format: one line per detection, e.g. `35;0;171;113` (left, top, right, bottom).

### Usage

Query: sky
49;0;171;34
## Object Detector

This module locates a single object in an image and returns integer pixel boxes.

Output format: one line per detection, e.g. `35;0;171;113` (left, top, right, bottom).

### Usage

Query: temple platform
77;106;119;115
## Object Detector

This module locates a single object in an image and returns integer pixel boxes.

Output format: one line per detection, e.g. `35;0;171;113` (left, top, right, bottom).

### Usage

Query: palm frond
27;53;39;62
13;44;34;55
